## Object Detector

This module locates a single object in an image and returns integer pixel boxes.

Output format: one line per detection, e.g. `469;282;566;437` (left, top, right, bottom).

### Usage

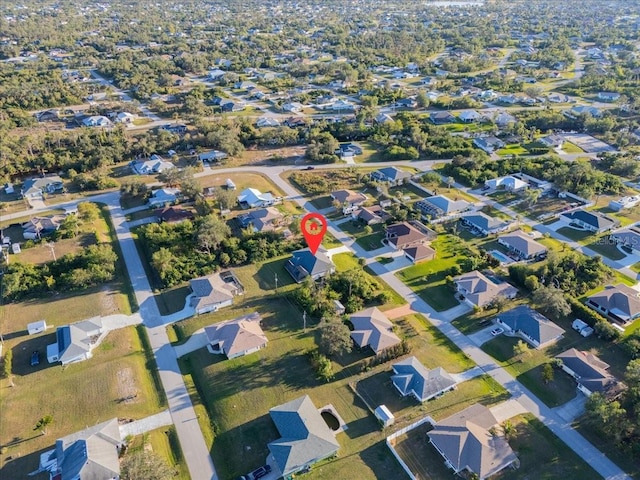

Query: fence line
385;415;435;480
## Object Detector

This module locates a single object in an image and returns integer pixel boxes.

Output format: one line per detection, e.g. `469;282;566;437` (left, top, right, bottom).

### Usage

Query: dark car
304;166;315;170
30;351;40;366
250;465;272;480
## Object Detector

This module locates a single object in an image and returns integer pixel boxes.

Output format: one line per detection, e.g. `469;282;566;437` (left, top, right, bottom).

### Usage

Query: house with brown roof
352;205;386;225
350;307;401;354
498;230;547;260
453;270;517;308
586;284;640;325
556;348;625;399
204;312;267;359
428;404;518;479
239;207;284;232
155;206;194;224
189;270;244;314
330;189;367;214
385;222;436;263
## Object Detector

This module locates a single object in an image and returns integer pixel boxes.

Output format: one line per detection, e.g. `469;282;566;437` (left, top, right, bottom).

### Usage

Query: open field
199;172;284;197
391;422;455;480
0;326;166;479
126;427;190;480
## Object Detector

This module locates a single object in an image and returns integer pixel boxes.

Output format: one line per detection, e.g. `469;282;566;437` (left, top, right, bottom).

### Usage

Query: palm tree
35;415;53;435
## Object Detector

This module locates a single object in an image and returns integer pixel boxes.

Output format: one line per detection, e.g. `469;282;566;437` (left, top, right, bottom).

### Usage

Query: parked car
304;166;315;170
250;465;272;480
490;327;504;336
30;350;40;366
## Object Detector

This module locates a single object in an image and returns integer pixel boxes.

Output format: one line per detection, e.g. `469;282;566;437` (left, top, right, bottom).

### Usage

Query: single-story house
403;244;437;263
497;230;547;260
391;356;456;402
611;227;640;252
453;270;517;308
556;348;625;399
352;205;386;225
204;312;267;359
598;92;621;102
285;248;335;283
268;395;340;478
237;188;276;208
160;123;187;134
81;115;112;127
22;214;66;239
336;143;363;159
428;403;518;480
331;189;367;214
539;134;565;148
282;102;304;113
208;68;226;80
130;155;175;175
199;150;228;163
374;113;394;124
256;116;281;128
460;212;511;236
609;196;640;212
331;99;355;111
147;188;180;208
493;112;517;127
239;207;284;232
484;176;528;192
395;98;417;109
36;109;61;122
561;209;619;233
220;100;245;112
473;136;505;154
415;195;471;219
189;271;244;314
370;167;412;186
46;317;104;365
38;418;122;480
586;284;640;325
21;175;64;200
458;110;482;123
115;111;135;124
496;305;565;349
350;307;401;354
429;111;456;125
385;222;436;263
155;206;194;224
567;105;602;118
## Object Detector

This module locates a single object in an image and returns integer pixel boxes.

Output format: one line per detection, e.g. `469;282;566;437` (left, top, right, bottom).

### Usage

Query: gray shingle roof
350;307;401;354
497;305;565;347
392;356;456;402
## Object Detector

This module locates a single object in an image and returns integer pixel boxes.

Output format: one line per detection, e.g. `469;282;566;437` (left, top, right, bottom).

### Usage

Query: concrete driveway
174;329;209;358
468;324;499;346
553;393;586;422
490;399;528;424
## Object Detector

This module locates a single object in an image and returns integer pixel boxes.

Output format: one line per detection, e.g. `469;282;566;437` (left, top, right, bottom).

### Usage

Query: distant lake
425;1;484;6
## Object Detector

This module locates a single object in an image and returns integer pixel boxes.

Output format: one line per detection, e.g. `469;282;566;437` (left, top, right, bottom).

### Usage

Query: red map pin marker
301;212;328;255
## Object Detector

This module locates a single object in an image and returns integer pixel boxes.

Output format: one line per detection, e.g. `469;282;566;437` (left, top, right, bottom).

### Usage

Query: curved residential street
9;160;633;480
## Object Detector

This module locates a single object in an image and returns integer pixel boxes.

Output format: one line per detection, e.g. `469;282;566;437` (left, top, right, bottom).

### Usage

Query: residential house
81;115;112;127
204;312;267;359
609;196;640;212
567;105;602;118
237;188;276;208
234;81;255;90
556;348;625;398
385;222;436;263
337;142;363;158
453;270;518;308
484;175;528;191
160;123;187;134
267;395;340;478
240;207;284;232
458;110;482;123
115;111;135;124
370;167;412;186
352;206;385;225
429;111;455;125
36;109;61;122
22;215;66;240
539;134;565;148
284;116;307;128
282;102;304;113
21;175;64;200
598;92;621;102
421;76;436;86
493;112;516;127
460;212;511;236
256;116;281;128
331;189;367;214
155;206;194;224
374;113;394;124
395;98;417;109
350;307;401;354
46;317;104;365
38;418;122;480
391;356;456;402
147;188;180;208
495;305;565;348
611;227;640;252
285;248;335;283
561;209;619;233
189;271;243;314
498;230;547;260
428;403;519;480
221;100;245;112
547;93;570;103
331;99;355;111
129;155;175;175
415;195;471;220
208;68;226;80
586;284;640;325
473;136;505;154
199;150;228;163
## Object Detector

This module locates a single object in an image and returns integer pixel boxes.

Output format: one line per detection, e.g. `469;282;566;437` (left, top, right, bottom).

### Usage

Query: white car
490;327;504;336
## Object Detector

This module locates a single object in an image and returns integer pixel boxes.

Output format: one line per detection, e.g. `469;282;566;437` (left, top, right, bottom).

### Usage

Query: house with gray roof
391;356;456;402
473;136;505;154
204;312;267;359
38;418;122;480
495;305;565;348
237;188;277;208
285;248;335;283
484;175;528;192
610;227;640;253
268;395;340;478
556;348;625;399
428;403;518;480
21;175;64;200
586;284;640;325
46;317;104;365
330;189;367;214
429;111;455;125
350;307;401;354
415;195;471;220
22;214;66;240
498;230;547;260
147;187;180;208
129;155;175;175
460;212;511;236
561;209;619;233
370;167;412;186
189;270;243;314
453;270;518;308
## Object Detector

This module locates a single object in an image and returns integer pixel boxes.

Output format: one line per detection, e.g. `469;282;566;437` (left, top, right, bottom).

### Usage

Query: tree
513;340;530;361
488;295;508;313
214;188;237;210
502;419;517;441
78;202;101;223
318;320;353;357
532;286;571;318
542;362;554;384
446;176;455;190
523;188;542;207
121;451;175;480
196;215;230;253
1;349;13;386
34;415;53;435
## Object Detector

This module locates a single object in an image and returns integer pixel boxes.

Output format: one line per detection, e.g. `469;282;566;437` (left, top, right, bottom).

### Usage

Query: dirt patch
116;367;139;404
100;285;120;314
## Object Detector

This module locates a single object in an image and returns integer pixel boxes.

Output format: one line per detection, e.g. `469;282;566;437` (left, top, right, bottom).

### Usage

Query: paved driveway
468;324;498;346
174;329;209;358
553;393;587;422
119;410;173;437
490;400;528;424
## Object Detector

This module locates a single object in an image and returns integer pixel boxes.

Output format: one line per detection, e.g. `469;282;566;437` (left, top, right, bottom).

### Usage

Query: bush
309;350;334;382
567;296;621;340
1;349;12;379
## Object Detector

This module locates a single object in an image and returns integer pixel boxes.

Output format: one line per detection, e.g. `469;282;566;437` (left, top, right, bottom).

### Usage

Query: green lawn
585;237;626;260
126;427;190;480
396;234;468;311
355;232;386;251
556;226;593;243
496;144;529;156
481;336;578;407
332;252;361;271
480;205;513;221
561;142;584;154
392;422;455;480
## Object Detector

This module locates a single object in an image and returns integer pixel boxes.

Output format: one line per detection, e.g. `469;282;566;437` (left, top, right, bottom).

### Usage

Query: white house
147;188;180;208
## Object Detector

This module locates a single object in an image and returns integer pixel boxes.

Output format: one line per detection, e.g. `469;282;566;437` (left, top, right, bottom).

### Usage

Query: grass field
126;427;190;480
391;422;454;480
0;326;166;479
200;172;285;197
561;142;584;154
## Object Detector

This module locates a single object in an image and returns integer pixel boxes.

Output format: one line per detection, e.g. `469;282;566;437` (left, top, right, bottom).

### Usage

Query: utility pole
274;273;278;292
303;310;307;332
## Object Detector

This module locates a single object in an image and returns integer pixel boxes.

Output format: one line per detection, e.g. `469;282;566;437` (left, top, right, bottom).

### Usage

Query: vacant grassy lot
126;427;190;480
396;234;468;311
200;172;284;197
0;326;166;479
495;414;599;480
555;226;594;243
496;144;529;156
